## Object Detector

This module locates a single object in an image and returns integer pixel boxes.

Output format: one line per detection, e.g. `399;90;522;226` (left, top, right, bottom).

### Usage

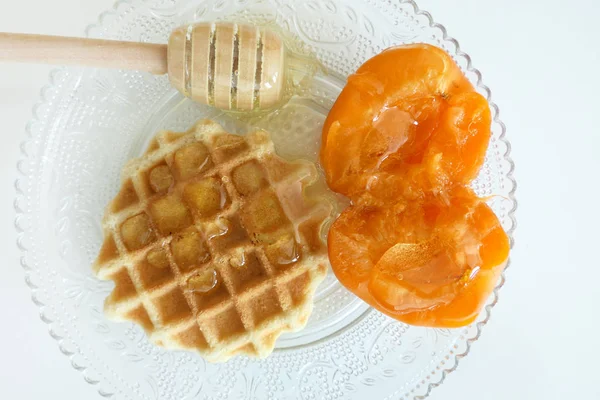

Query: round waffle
93;119;333;362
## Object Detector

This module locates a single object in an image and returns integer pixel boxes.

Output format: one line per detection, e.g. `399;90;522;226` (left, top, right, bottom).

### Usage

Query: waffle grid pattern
93;120;330;362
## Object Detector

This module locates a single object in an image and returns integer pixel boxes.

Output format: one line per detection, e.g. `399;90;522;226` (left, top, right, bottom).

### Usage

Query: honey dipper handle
0;32;168;74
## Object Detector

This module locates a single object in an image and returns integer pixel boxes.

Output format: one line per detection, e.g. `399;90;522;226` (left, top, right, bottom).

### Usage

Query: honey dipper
0;22;286;111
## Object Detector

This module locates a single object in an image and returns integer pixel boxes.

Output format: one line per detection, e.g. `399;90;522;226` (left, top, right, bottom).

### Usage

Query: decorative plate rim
13;0;517;399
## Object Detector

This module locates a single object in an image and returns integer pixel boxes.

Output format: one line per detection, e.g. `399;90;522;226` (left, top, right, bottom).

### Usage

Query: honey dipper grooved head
168;22;286;111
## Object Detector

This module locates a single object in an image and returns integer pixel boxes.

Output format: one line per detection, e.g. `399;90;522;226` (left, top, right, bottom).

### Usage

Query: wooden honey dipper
0;22;285;111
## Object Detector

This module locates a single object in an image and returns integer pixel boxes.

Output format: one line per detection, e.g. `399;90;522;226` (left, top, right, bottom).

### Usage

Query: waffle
92;119;333;362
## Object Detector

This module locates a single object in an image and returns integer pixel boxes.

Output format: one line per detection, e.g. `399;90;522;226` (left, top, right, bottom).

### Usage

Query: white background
1;0;598;398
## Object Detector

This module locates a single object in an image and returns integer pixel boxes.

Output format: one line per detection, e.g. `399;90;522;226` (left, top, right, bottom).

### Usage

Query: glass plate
14;0;517;399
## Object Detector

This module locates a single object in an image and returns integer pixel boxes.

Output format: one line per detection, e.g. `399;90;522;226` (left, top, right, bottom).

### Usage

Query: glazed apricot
328;192;508;327
322;44;509;328
322;44;480;197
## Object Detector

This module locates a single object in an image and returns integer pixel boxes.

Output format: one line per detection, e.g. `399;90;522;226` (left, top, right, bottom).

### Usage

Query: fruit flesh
322;44;509;327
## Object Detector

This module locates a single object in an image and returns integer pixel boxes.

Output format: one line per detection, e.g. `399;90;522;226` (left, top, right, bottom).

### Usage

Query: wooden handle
0;32;168;74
